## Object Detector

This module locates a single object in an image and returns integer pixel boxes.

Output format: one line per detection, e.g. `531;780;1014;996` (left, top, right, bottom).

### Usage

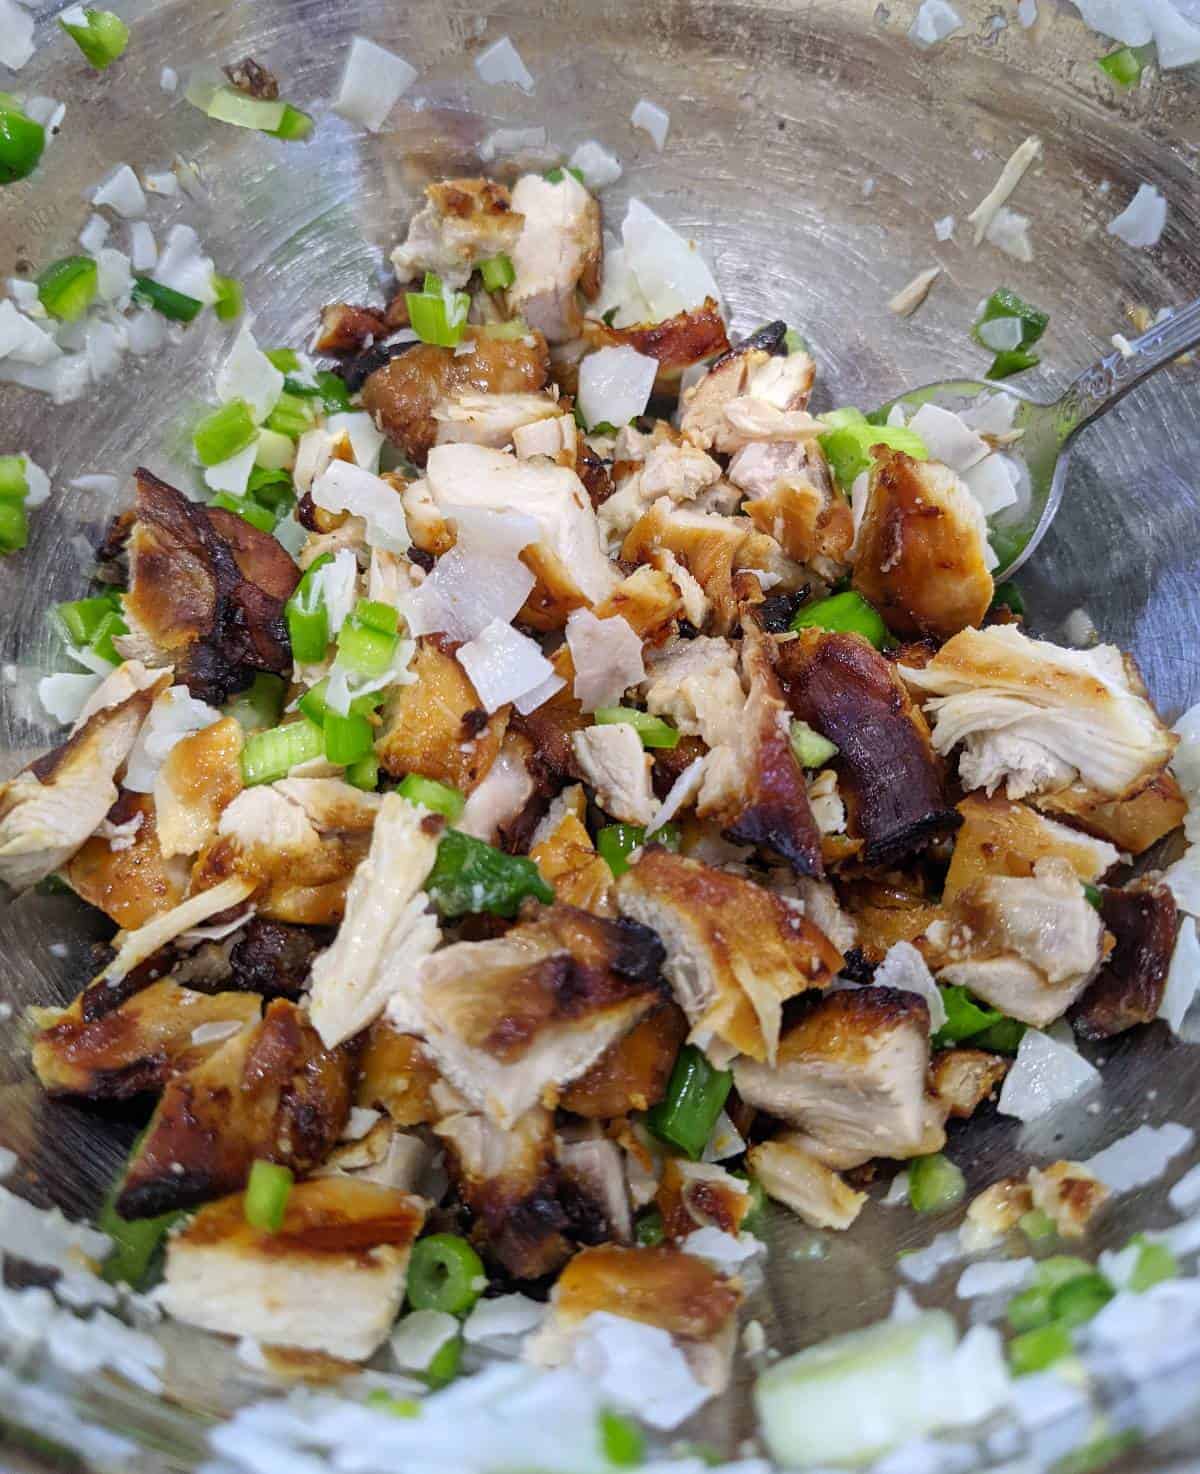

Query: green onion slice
478;253;515;291
407;1233;486;1316
59;7;129;68
37;255;99;322
0;104;46;185
397;774;466;821
240;718;325;786
789;590;891;649
789;719;838;769
646;1043;732;1160
426;829;554;918
193;398;258;467
593;706;680;750
132;275;205;323
244;1159;293;1233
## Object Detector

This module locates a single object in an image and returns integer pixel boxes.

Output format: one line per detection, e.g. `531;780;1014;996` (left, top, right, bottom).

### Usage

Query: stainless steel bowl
2;0;1200;1469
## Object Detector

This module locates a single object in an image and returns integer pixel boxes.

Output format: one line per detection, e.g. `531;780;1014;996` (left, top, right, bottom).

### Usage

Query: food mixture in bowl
4;11;1200;1474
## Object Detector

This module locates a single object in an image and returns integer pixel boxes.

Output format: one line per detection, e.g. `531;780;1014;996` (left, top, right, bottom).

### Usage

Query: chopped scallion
224;672;286;732
365;1388;420;1417
0;455;28;502
59;7;129;69
986;347;1042;381
37;255;98;322
132;274;204;323
210;491;276;533
818;410;928;489
789;719;838;769
907;1153;966;1213
599;1410;645;1468
990;579;1025;616
1019;1208;1055;1241
646;1043;732;1160
323;709;374;765
0;103;46;185
240;718;324;786
1097;47;1145;88
478;253;515;291
203;86;287;133
193;398;258;467
596;821;680;878
273;104;314;141
1009;1322;1073;1376
634;1206;665;1246
1048;1272;1113;1329
265;390;317;439
212;274;244;321
544;165;584;185
337;604;399;676
790;590;890;649
0;501;28;553
406;1233;486;1315
1128;1234;1177;1292
285;552;332;663
397;774;466;821
244;1159;293;1233
96;1132;183;1289
426;829;554;918
593;706;680;750
424;1333;463;1388
406;272;471;348
345;751;380;791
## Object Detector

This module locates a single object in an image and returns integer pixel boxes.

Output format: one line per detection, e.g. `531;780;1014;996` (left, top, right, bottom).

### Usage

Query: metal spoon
881;296;1200;579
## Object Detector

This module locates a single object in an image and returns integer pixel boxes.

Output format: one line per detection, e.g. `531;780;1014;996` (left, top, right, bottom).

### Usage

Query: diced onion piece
1067;0;1151;45
84;318;125;382
402;546;535;643
462;1292;546;1344
91;163;146;219
78;214;110;253
621;198;722;322
568;140;623;189
95;247;133;305
474;35;534;93
1107;183;1168;249
1082;1121;1195;1193
154;224;219;305
333;36;417;133
0;300;61;364
997;1028;1100;1122
873;941;947;1031
128;221;157;271
577;345;657;430
977;315;1025;351
216;324;284;423
934;214;956;241
160;64;178;91
909;0;965;48
143;169;178;196
479;125;546;162
311;461;410;553
566;607;645;712
1160;915;1200;1035
325;410;385;474
963;453;1020;517
1141;0;1200;69
569;1312;710;1430
0;0;35;69
514;671;566;716
907;403;989;474
457;618;555;714
985;206;1035;262
203;440;258;497
630;98;670;151
390;1308;458;1371
125;308;167;355
38;671;104;725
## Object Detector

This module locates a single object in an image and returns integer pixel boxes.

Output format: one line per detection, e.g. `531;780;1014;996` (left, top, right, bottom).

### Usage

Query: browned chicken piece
31;980;260;1099
1027;1161;1110;1238
159;1177;426;1361
655;1158;754;1240
1033;771;1187;855
929;1047;1010;1119
118;469;297;704
416;904;666;1126
355;1022;441;1126
117;997;357;1218
226;917;327;1000
528;784;616;916
391;177;524;289
154;715;244;860
748;1136;867;1231
617;847;843;1067
508;171;601;344
361;330;549;466
65;792;186;928
432;390;562;450
680;323;818;455
561;1000;688;1117
1070;883;1179;1039
526;1244;742;1393
583;298;730;390
734;988;944;1169
640;636;744;749
435;1105;572;1279
960;1177;1034;1252
852;450;994;641
730;438;854;570
559;1129;634;1245
697;619;825;876
597;426;727;553
455;731;537;847
376;635;510;791
943;793;1120;904
840;878;945;966
778;629;960;865
313;302;388;355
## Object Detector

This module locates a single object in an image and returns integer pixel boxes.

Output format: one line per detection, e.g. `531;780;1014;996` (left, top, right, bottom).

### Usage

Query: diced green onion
355;599;400;635
599;1410;645;1469
1019;1208;1056;1242
314;370;352;412
789;719;838;769
973;288;1049;351
407;1233;486;1316
480;318;530;342
646;1044;733;1160
365;1388;420;1417
273;104;314;141
0;103;46;185
634;1206;665;1246
1128;1234;1177;1293
426;829;554;918
244;1159;293;1233
991;579;1025;616
212;274;244;322
479;253;516;291
0;454;28;501
337;605;399;677
969;1017;1027;1054
37;255;99;322
345;752;380;791
132;274;205;323
59;7;129;68
397;774;466;821
193;398;258;467
1009;1322;1073;1377
784;327;810;355
1032;1256;1094;1292
907;1153;966;1213
224;672;286;732
265;347;301;373
296;677;384;727
1083;883;1103;911
285;553;332;664
52;593;119;647
544;165;585;185
0;501;29;554
818;411;928;490
265;390;317;440
986;347;1041;381
407;273;471;349
88;608;129;665
324;710;374;765
1007;1285;1054;1334
596;821;681;878
1097;47;1145;87
594;706;680;750
1048;1272;1114;1329
424;1332;463;1388
734;1171;769;1237
96;1129;184;1289
246;465;294;508
240;718;324;786
202;86;288;133
932;984;1025;1053
210;491;276;533
790;590;891;649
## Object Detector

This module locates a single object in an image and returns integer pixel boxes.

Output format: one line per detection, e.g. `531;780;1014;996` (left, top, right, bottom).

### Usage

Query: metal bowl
2;0;1199;1468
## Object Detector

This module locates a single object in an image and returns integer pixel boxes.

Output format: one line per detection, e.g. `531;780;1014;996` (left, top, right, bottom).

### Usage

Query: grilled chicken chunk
317;1120;435;1195
655;1158;753;1240
929;1047;1010;1119
641;636;745;749
361;330;549;466
748;1136;866;1231
159;1177;426;1361
571;723;657;825
391;177;523;288
734;988;944;1169
226;917;326;1000
730;438;853;571
943;793;1119;904
582;297;730;391
961;1177;1033;1252
526;1244;742;1393
852;451;994;641
559;1130;634;1245
561;1000;688;1117
414;904;665;1126
1032;771;1187;856
928;858;1106;1027
901;625;1177;801
307;793;442;1049
118;998;357;1218
88;875;256;993
356;1023;441;1126
1027;1160;1109;1238
153;715;244;860
617;847;843;1067
839;877;942;966
528;784;616;916
31;980;260;1098
508;171;602;343
66;792;186;928
778;628;960;865
1070;882;1179;1038
433;389;562;449
598;431;725;551
313;301;387;354
680;325;818;455
0;679;162;891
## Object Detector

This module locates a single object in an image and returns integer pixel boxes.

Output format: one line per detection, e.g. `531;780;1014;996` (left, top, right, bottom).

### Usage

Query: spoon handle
1054;294;1200;444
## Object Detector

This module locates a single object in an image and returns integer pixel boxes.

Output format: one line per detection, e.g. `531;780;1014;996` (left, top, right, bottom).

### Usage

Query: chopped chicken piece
582;298;730;391
960;1177;1033;1253
778;628;960;865
391;177;523;289
88;875;255;990
153;715;244;859
656;1158;752;1240
435;1105;571;1279
0;679;162;891
1070;883;1179;1038
313;302;386;355
159;1177;426;1361
901;625;1177;801
525;1244;742;1393
513;410;578;462
561;1000;689;1117
31;980;260;1099
648;547;710;627
414;904;665;1126
401;478;455;557
839;878;942;966
617;847;843;1067
929;1047;1010;1118
929;857;1106;1027
749;1136;866;1231
65;792;186;928
1027;1160;1110;1238
1033;771;1187;856
640;637;744;748
225;917;324;999
730;439;853;570
118;998;356;1218
356;1023;441;1126
508;171;602;343
734;988;943;1169
362;330;549;466
944;793;1120;904
680;325;817;455
771;874;858;956
457;732;536;845
852;451;995;640
307;794;442;1049
529;784;615;916
315;1118;435;1195
572;724;657;825
598;438;724;551
433;389;561;448
560;1131;634;1244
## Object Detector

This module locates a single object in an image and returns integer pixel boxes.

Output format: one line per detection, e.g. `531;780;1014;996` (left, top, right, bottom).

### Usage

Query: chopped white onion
1083;1122;1195;1194
1067;1;1151;43
78;214;110;254
1018;0;1039;22
590;237;655;330
311;461;410;553
203;440;258;497
91;163;146;219
159;64;178;92
0;0;35;69
630;98;670;151
985;206;1034;262
474;35;535;93
154;224;218;305
1169;1162;1200;1214
909;0;965;48
956;1258;1033;1299
908;404;990;474
325;410;385;474
462;1294;546;1345
873;941;947;1031
568;140;623;189
1108;183;1168;249
682;1227;761;1272
128;222;157;272
1140;0;1200;67
479;125;547;162
569;1312;710;1430
701;1109;747;1163
25;97;65;135
646;754;705;837
124;685;222;793
577;345;657;430
125;308;167;356
962;453;1020;518
333;36;418;133
95;247;133;305
934;214;956;241
977;315;1025;351
84;319;126;383
38;672;104;726
565;607;645;712
0;300;61;364
216;323;284;424
143;169;179;196
997;1028;1100;1122
621;198;722;322
0;351;89;403
514;671;566;716
402;546;535;644
1160;916;1200;1035
6;279;40;313
391;1309;458;1371
457;619;555;714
